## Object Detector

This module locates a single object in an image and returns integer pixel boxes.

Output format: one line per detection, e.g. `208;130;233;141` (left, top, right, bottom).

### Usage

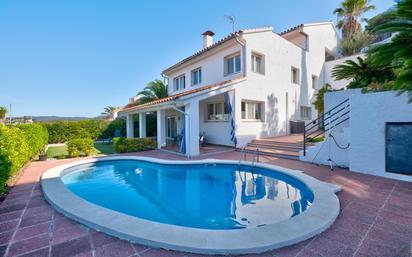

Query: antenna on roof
224;15;236;32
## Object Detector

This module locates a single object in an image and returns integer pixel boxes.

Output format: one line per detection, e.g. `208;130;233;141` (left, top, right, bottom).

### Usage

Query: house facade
118;22;344;157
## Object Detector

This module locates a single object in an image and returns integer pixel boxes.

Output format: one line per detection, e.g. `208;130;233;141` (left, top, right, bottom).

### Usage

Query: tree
136;79;168;104
0;106;7;125
334;0;375;40
313;84;333;114
341;31;375;56
101;106;117;120
368;0;412;101
332;56;395;88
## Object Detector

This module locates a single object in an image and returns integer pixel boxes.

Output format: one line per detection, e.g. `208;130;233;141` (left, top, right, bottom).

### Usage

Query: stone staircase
239;135;310;160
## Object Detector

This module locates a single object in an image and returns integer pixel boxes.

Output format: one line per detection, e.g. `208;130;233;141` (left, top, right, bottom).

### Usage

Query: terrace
0;150;411;257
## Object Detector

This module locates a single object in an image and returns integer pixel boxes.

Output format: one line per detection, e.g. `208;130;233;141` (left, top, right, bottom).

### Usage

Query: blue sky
0;0;395;117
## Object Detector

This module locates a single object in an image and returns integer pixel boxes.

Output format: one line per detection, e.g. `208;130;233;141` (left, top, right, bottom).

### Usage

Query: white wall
199;94;232;146
350;91;412;182
322;54;364;90
165;41;243;96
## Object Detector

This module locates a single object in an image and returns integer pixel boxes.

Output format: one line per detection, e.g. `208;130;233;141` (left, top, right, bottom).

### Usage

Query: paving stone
52;224;88;245
94;241;135;257
51;236;91;257
18;247;49;257
0;219;19;232
7;233;50;257
90;231;118;248
14;222;51;241
0;230;14;246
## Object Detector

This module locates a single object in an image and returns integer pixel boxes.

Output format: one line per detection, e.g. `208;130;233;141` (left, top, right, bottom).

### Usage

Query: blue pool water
62;160;313;230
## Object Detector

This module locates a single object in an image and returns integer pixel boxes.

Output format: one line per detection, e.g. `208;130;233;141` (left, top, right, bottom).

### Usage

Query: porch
122;90;238;157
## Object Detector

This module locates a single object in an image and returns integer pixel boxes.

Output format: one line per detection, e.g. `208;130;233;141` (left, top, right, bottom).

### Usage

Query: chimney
202;30;215;48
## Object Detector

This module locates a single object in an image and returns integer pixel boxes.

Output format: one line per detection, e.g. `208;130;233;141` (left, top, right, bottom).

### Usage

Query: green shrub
0;124;48;194
67;138;94;158
114;138;157;153
45;120;107;143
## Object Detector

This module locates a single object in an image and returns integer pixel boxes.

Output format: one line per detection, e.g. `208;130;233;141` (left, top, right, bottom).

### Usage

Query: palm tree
332;56;395;88
368;0;412;101
0;106;7;125
136;79;168;104
101;106;117;120
334;0;375;40
341;31;375;56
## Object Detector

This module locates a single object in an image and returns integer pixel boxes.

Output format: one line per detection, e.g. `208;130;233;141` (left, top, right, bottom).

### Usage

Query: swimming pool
61;160;314;230
41;157;340;254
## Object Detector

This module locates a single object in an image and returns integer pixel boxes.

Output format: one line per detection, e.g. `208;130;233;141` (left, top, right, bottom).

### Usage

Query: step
247;143;302;152
238;148;300;160
251;139;305;146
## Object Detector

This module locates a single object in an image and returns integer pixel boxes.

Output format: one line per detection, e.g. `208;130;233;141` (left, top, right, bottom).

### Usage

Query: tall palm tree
101;106;117;119
136;79;168;104
368;0;412;101
0;106;7;125
334;0;375;40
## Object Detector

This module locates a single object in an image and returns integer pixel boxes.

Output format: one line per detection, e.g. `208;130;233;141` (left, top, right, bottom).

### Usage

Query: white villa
118;22;348;157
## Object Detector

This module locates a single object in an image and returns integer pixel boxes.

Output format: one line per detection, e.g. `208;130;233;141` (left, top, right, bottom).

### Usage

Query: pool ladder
238;147;260;170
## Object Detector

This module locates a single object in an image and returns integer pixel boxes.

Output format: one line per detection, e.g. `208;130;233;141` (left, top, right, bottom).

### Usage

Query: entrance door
386;122;412;175
167;117;177;138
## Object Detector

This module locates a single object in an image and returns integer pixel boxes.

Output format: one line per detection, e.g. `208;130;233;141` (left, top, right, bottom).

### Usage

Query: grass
46;145;68;158
46;142;115;159
93;142;115;155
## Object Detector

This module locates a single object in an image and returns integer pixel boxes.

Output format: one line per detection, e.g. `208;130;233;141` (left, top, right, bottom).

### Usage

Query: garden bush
67;138;94;157
114;138;157;153
45;120;107;143
0;124;48;194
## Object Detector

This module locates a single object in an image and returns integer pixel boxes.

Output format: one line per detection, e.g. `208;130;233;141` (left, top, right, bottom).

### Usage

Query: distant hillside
32;116;99;122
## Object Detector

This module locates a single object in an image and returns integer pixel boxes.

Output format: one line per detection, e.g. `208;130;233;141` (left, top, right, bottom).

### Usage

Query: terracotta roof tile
119;77;245;113
278;24;304;36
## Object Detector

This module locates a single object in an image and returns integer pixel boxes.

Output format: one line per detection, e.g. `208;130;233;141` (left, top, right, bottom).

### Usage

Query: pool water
62;160;313;230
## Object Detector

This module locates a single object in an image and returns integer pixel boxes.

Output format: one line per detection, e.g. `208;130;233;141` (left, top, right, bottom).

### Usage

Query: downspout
171;100;190;159
235;32;246;77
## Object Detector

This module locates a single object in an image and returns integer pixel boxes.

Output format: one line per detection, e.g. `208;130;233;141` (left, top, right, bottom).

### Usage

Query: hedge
45;116;157;144
0;124;48;194
44;120;107;143
67;138;94;157
114;138;157;153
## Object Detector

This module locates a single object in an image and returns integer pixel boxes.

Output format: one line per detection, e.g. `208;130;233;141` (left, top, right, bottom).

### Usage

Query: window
251;52;264;74
241;101;263;120
312;75;317;89
291;67;299;84
191;68;202;86
224;53;241;75
206;103;229;121
300;106;312;120
173;75;185;91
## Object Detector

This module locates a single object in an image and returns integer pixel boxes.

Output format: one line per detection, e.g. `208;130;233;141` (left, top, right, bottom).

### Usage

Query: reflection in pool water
62;160;313;230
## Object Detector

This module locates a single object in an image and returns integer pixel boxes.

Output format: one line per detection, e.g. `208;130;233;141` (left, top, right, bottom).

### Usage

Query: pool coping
41;156;341;255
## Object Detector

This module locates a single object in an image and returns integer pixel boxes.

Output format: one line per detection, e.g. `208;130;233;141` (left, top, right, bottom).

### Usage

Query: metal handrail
304;98;349;130
303;98;350;156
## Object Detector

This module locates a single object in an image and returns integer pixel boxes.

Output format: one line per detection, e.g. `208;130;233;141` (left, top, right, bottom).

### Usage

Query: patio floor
0;150;411;257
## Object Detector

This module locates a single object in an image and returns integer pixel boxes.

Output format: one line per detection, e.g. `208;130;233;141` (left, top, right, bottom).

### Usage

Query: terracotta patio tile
52;224;88;245
94;240;135;257
0;210;22;223
356;238;410;257
374;217;412;237
90;231;119;248
0;219;19;232
1;197;30;208
295;248;323;257
7;233;50;257
20;212;52;228
139;248;192;257
0;245;7;257
319;225;364;249
51;236;91;257
14;222;51;241
24;205;52;217
54;217;83;231
306;235;355;257
17;247;49;257
366;225;412;249
379;209;412;227
0;203;26;215
27;196;49;208
0;230;14;246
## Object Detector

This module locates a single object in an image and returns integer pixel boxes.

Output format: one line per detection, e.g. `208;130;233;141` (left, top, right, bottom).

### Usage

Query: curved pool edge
41;156;341;255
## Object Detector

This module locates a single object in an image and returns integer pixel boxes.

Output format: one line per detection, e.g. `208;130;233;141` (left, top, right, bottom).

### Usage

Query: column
139;112;146;138
185;101;200;157
126;114;134;138
157;110;166;148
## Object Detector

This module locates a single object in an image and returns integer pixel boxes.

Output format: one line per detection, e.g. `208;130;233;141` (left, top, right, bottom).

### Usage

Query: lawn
46;142;115;158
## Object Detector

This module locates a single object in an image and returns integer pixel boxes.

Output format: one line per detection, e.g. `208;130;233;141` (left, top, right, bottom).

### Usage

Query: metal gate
386;122;412;175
